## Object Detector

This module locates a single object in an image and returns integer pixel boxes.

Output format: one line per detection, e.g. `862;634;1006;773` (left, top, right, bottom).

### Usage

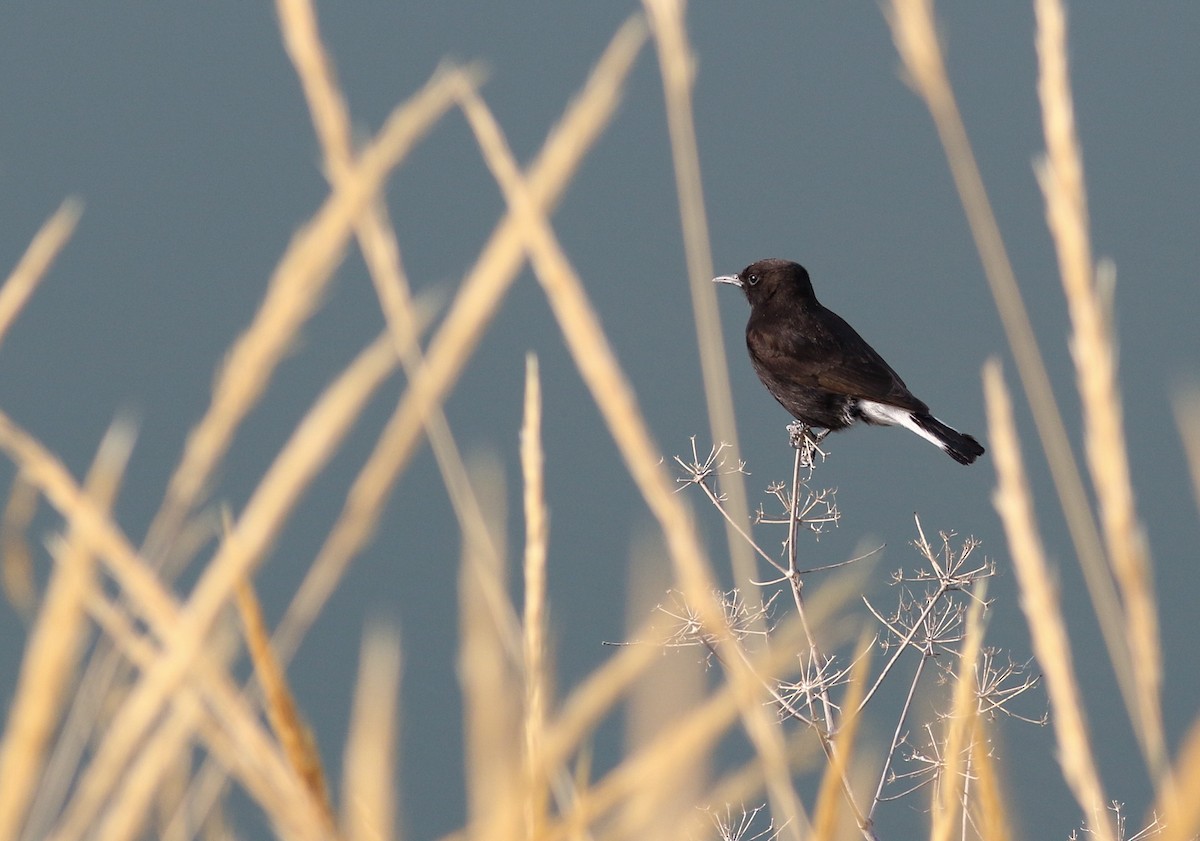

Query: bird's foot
787;422;829;467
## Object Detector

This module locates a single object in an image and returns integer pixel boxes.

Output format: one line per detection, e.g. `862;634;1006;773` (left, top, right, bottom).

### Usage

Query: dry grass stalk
885;0;1137;744
458;459;523;840
931;586;986;841
970;728;1012;841
456;82;811;841
617;554;707;841
0;413;179;659
1034;0;1164;781
811;635;870;841
984;360;1113;841
342;626;403;841
140;64;473;563
544;614;818;841
0;199;83;622
1;472;38;618
269;15;648;665
50;332;396;840
1155;712;1200;841
234;576;335;833
1176;392;1200;518
0;421;134;840
641;0;756;600
520;354;551;838
80;585;313;841
279;0;505;624
0;199;82;351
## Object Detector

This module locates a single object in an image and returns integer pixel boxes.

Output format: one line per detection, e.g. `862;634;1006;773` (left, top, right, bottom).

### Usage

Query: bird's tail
912;413;986;465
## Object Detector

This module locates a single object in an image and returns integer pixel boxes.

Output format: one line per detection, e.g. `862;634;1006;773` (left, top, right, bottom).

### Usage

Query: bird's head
712;259;816;308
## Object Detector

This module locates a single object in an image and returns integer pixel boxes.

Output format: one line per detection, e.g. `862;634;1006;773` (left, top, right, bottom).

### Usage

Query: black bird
714;258;985;465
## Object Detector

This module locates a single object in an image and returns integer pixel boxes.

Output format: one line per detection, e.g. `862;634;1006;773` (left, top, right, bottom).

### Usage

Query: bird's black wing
746;305;928;412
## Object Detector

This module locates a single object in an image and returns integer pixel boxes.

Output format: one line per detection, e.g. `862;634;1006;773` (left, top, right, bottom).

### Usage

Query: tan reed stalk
1033;0;1164;781
234;576;335;833
931;587;986;841
80;588;320;841
641;0;756;599
1;473;38;619
269;16;648;664
342;626;403;841
0;411;316;839
1176;392;1200;518
458;459;523;841
455;84;811;841
984;360;1113;841
0;199;82;622
811;635;870;841
883;0;1134;721
542;562;863;781
520;354;552;839
0;199;81;350
969;727;1013;841
0;421;134;841
41;333;398;841
278;0;508;616
616;542;708;841
542;613;817;841
0;411;179;654
700;725;824;828
1155;713;1200;841
140;65;474;563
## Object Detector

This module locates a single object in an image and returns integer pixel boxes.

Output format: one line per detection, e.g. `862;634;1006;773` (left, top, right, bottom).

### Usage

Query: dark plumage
714;258;985;465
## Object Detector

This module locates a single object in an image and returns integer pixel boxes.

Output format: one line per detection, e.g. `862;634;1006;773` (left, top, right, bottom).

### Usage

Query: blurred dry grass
0;1;1198;840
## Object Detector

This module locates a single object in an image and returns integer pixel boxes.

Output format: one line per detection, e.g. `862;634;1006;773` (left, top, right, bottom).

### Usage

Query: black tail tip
912;413;985;465
946;435;985;466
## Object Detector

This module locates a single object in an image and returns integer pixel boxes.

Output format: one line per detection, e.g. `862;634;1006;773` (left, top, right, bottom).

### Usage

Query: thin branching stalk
868;649;928;822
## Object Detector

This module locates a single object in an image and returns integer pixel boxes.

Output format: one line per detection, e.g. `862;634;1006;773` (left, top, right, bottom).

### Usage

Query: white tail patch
857;400;950;453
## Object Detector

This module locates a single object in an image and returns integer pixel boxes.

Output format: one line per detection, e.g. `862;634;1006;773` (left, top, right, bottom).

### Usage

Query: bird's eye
747;274;759;286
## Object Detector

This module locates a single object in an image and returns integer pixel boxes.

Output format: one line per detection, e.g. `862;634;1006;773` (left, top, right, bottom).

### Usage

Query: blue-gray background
2;3;1198;839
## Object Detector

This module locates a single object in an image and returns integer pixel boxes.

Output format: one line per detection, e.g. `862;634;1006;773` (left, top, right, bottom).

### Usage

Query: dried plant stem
342;627;403;841
140;63;473;564
0;199;81;350
41;332;398;841
1156;712;1200;841
931;584;986;841
279;0;510;657
777;450;872;838
269;15;648;664
812;639;871;841
520;354;551;838
234;577;335;834
857;578;947;715
0;472;37;617
642;0;757;600
541;616;815;841
884;0;1133;724
985;360;1113;841
457;83;810;841
0;421;133;841
1034;0;1163;782
1176;392;1200;519
868;649;927;822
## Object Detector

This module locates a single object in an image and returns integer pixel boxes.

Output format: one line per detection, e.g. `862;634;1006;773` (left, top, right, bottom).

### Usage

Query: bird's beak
712;273;742;287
